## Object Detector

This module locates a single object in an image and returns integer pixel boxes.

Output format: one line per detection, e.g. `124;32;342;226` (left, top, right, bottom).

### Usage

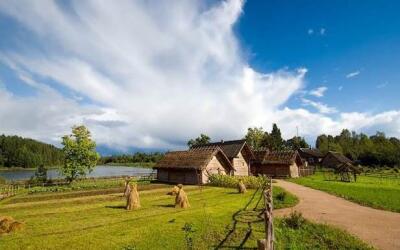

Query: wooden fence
258;178;274;250
0;185;21;200
299;167;314;177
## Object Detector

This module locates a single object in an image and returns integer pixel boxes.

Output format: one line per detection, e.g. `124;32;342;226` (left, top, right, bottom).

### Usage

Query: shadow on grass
105;205;126;209
154;204;175;208
213;186;265;250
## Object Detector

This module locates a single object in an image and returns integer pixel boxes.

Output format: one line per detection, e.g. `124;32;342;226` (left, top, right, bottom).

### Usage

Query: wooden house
298;148;324;166
191;139;255;176
321;151;353;169
251;150;304;178
154;146;234;184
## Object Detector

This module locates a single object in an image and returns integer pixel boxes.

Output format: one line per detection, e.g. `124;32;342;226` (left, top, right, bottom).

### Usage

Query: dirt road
274;180;400;250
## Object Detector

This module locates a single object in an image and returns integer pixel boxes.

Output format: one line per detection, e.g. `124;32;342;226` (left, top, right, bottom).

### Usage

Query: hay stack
0;216;24;235
123;178;131;197
175;184;190;209
238;180;247;193
167;185;180;196
126;183;140;210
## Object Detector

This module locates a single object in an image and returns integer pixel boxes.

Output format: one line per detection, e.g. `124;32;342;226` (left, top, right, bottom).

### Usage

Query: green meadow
290;172;400;212
0;184;371;249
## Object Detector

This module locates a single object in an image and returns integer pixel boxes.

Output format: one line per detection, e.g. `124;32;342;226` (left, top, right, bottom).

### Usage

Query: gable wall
233;151;249;176
202;155;228;183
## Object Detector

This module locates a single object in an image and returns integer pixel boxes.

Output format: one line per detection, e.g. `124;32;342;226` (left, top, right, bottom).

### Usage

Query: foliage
33;164;47;183
290;172;400;212
316;129;400;168
245;124;308;151
276;191;287;202
0;134;63;168
283;211;306;229
208;174;267;189
0;186;371;250
99;152;163;166
182;223;196;250
61;125;100;183
244;127;265;150
187;134;211;148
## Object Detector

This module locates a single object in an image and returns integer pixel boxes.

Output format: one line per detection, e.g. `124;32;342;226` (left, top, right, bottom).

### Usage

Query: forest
316;130;400;167
0;135;63;168
98;152;164;165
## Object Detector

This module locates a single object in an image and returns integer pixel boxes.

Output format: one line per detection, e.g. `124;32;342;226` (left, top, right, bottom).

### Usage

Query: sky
0;0;399;153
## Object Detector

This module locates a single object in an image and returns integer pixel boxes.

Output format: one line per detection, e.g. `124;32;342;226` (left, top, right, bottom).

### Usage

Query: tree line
0;135;63;168
316;129;400;167
99;152;164;165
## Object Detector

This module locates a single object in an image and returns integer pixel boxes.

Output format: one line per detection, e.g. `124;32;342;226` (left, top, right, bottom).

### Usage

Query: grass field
290;172;400;212
0;184;371;249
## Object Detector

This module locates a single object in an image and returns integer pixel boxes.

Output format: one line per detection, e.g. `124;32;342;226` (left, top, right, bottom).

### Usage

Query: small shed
251;150;304;178
154;147;233;184
191;139;255;176
298;148;324;166
321;151;353;169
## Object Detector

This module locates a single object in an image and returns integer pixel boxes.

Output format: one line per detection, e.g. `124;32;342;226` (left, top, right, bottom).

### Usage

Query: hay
126;183;140;210
167;185;180;196
238;180;247;193
123;178;132;197
175;184;190;209
0;216;24;235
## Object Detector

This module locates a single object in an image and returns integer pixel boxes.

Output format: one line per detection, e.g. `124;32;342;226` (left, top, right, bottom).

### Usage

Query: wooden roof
154;147;233;170
298;148;324;158
254;150;303;165
191;139;255;160
336;162;362;174
324;151;353;164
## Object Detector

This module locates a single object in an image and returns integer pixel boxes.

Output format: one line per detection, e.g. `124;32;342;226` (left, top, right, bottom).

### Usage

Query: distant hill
0;135;63;168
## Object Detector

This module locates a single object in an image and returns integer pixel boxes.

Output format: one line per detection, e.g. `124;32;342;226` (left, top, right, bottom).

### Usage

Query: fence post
258;178;274;250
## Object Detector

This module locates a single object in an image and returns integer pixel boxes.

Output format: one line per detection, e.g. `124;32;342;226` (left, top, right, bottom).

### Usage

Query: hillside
0;135;63;168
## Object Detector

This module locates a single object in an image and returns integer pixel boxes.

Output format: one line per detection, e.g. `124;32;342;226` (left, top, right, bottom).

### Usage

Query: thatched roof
254;150;303;165
298;148;324;158
191;139;255;160
154;147;233;170
336;162;362;174
325;151;353;164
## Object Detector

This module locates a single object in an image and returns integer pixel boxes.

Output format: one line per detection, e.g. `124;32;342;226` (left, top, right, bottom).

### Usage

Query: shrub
276;191;287;202
208;174;268;189
283;211;305;229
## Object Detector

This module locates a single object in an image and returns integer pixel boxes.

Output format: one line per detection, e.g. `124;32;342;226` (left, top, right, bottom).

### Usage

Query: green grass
0;184;371;249
290;172;400;212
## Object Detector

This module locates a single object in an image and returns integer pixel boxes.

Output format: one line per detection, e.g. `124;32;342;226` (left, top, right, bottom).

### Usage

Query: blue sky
0;0;399;152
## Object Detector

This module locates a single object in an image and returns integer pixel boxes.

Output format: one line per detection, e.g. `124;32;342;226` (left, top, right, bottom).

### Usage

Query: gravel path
274;179;400;250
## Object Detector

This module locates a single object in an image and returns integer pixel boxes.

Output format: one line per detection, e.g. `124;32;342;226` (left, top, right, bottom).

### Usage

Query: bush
276;191;287;202
208;174;268;189
283;211;305;229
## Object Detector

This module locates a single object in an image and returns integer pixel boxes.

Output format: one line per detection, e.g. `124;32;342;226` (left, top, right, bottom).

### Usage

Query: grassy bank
289;172;400;212
0;184;371;249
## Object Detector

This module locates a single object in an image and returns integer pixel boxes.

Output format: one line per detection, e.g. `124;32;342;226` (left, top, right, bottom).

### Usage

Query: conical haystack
124;178;132;197
0;216;24;235
238;180;247;193
126;183;140;210
175;184;190;209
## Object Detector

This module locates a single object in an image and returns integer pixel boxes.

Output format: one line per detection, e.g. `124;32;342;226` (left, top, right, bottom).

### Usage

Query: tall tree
268;123;284;150
285;136;309;150
187;134;211;148
61;125;100;183
244;127;265;150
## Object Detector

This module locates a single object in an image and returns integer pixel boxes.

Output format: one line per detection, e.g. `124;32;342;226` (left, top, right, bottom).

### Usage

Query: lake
0;165;155;181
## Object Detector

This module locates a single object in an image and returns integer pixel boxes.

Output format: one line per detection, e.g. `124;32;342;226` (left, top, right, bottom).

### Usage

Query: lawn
290;172;400;212
0;184;371;249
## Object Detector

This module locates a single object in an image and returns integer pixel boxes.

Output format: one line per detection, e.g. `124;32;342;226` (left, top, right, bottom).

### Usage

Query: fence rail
258;178;274;250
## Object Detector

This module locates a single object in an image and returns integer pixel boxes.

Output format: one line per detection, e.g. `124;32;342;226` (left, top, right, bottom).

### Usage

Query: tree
34;164;47;183
61;125;100;182
285;136;309;150
244;127;265;150
187;134;211;148
267;123;284;150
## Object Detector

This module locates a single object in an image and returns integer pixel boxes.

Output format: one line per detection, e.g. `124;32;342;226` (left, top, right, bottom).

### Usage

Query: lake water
0;165;155;181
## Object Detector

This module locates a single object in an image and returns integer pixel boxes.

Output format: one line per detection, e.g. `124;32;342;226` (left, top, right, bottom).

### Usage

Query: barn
251;150;304;178
154;146;234;184
298;148;324;166
191;139;255;176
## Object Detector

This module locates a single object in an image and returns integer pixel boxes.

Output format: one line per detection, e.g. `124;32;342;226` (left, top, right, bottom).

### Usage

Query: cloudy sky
0;0;399;153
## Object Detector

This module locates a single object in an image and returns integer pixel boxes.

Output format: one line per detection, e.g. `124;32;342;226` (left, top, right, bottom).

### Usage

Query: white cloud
309;86;327;97
346;70;360;78
320;28;326;35
376;82;388;89
301;98;338;114
0;0;399;150
338;86;343;91
308;29;314;35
